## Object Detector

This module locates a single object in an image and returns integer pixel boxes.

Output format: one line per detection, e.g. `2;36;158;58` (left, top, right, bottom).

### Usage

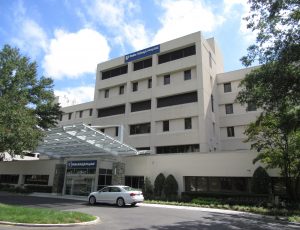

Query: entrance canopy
36;124;138;158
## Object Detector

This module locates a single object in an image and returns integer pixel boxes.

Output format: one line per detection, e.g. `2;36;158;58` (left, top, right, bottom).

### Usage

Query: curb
0;216;100;227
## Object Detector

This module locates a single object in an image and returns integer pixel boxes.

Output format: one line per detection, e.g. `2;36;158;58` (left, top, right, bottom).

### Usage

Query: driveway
0;192;299;230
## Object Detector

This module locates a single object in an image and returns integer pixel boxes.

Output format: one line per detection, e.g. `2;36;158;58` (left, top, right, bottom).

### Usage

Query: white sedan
88;185;144;207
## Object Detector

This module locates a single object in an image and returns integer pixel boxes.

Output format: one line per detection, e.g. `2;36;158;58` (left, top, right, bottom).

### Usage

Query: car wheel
116;198;125;207
89;196;96;205
131;203;136;207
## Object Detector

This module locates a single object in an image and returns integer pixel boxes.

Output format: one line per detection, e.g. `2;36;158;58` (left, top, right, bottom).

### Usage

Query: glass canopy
36;124;138;158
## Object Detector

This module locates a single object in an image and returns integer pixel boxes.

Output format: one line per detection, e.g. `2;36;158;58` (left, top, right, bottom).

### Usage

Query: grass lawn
145;200;300;223
0;203;96;224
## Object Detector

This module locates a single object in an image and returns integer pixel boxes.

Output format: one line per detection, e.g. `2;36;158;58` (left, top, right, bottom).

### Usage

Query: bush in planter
143;177;154;199
251;167;271;194
163;174;178;200
154;173;165;197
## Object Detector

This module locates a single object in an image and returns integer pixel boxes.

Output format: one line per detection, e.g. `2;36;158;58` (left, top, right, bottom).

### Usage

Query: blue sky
0;0;254;106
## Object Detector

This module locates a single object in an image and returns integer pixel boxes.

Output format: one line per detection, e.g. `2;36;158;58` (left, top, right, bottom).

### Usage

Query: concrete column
112;162;125;185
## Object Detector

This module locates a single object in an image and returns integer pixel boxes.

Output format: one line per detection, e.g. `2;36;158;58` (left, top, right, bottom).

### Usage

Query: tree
251;167;271;194
154;173;165;197
0;45;62;158
163;174;178;200
142;177;154;199
237;1;300;200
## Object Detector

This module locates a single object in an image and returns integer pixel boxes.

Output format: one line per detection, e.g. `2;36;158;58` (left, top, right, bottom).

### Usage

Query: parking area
0;192;299;230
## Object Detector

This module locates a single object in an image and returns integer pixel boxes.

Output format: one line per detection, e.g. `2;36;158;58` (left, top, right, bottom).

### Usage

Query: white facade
0;32;280;196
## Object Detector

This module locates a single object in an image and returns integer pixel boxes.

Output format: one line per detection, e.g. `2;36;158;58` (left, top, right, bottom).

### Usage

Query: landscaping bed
0;203;96;224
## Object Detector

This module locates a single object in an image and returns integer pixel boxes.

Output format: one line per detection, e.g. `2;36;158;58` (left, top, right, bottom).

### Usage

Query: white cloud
153;0;225;45
55;85;95;107
43;28;110;79
82;0;150;50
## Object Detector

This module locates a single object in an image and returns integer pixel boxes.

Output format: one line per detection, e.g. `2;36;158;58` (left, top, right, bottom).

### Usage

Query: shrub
154;173;165;197
164;174;178;200
143;177;154;199
251;167;271;194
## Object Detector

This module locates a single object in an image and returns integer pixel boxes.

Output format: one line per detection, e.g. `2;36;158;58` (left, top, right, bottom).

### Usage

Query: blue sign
125;45;160;63
67;160;97;169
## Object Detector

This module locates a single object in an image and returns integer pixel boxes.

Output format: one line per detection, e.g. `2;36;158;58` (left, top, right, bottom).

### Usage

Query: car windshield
122;186;136;191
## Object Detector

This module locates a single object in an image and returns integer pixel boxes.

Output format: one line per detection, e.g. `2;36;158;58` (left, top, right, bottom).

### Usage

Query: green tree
251;167;271;194
163;174;178;200
237;1;300;200
0;45;62;158
154;173;165;197
142;177;154;199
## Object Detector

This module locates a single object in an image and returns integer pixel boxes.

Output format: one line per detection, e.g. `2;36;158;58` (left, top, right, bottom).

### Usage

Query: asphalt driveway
0;192;299;230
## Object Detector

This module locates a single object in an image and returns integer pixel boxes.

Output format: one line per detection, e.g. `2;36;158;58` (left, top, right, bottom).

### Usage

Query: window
100;128;105;133
0;174;19;184
130;123;151;135
184;70;191;80
148;78;152;88
132;82;138;92
157;91;198;108
89;109;93;116
163;120;169;132
209;51;212;68
125;176;144;189
211;94;214;112
24;175;49;185
104;89;109;98
247;102;257;111
68;113;72;120
133;58;152;71
185;117;192;129
119;85;124;95
225;104;233;114
164;75;170;85
79;111;83;118
115;127;119;137
224;82;232;93
158;45;196;64
97;104;126;118
131;100;151;112
156;144;199;154
227;127;235;137
59;114;62;121
102;65;128;80
98;168;112;190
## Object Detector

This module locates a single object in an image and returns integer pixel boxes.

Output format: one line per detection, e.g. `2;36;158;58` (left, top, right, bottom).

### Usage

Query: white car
88;185;144;207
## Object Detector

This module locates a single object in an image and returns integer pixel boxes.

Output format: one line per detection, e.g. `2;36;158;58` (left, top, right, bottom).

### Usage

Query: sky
0;0;255;107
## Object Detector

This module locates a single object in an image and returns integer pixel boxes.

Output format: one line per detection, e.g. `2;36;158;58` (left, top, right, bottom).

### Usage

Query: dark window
130;123;151;135
209;51;212;68
104;89;109;98
164;75;170;85
224;82;232;93
59;114;62;121
148;79;152;88
115;127;119;136
119;85;124;95
156;144;199;154
68;113;72;120
97;104;125;118
185;117;192;129
184;70;191;80
98;168;112;190
132;82;138;92
131;100;151;112
247;102;257;111
163;120;169;132
24;175;49;185
125;176;144;189
225;104;233;114
158;45;196;64
136;147;150;151
133;58;152;71
100;128;105;133
79;111;83;118
89;109;93;116
227;126;235;137
0;174;19;184
157;91;198;108
211;94;214;112
102;65;128;80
